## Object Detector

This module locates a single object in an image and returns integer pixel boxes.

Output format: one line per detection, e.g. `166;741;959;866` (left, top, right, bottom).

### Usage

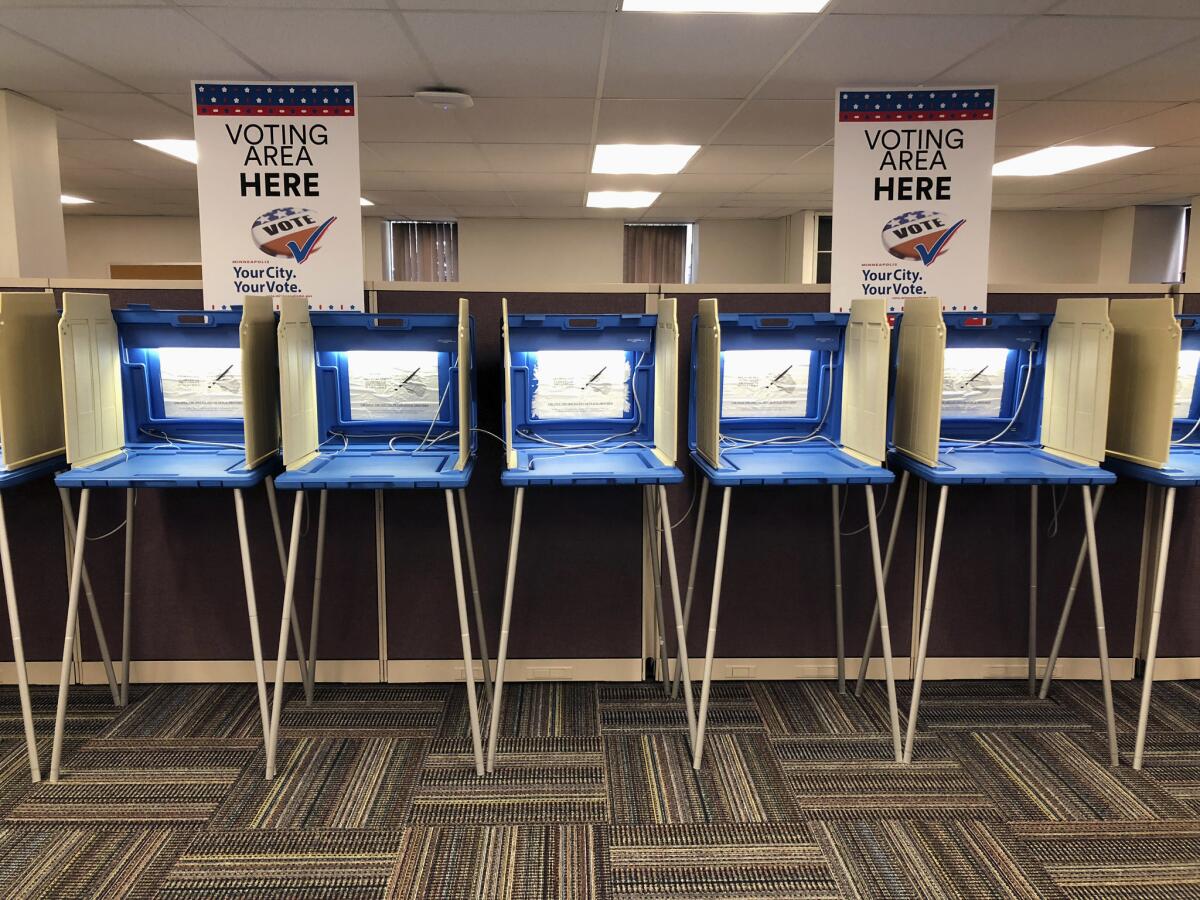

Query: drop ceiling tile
389;172;504;191
58;138;196;172
995;100;1174;147
362;142;489;172
686;146;816;175
758;15;1015;101
749;173;832;193
1085;103;1200;145
1078;145;1200;176
596;99;740;144
180;0;389;7
991;172;1118;195
393;0;611;11
357;98;474;142
717;100;833;146
60;168;179;191
782;146;834;175
605;13;815;100
31;92;193;140
642;208;712;221
55;118;118;141
403;12;604;98
1059;37;1200;102
495;172;587;192
1052;0;1200;16
654;193;737;208
465;98;594;143
480;143;589;173
435;191;514;206
0;8;261;93
187;8;428;95
701;207;780;218
508;191;583;206
936;16;1200;101
586;172;760;193
835;1;1053;11
0;28;128;92
508;206;602;218
376;207;455;221
1066;174;1200;194
358;190;446;206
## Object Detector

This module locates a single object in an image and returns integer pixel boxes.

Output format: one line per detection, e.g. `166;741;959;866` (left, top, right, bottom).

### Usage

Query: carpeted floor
0;678;1198;898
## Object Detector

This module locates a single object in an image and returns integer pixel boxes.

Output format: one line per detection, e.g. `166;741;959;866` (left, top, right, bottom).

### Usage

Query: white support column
0;91;67;278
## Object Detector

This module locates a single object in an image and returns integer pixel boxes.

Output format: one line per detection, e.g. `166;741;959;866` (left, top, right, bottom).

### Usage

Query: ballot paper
345;350;442;421
720;349;812;419
1175;350;1200;419
941;347;1009;418
531;350;632;420
158;347;243;419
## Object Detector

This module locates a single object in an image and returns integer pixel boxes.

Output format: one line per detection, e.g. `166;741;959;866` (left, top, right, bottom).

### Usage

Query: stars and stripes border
839;88;995;122
194;83;355;117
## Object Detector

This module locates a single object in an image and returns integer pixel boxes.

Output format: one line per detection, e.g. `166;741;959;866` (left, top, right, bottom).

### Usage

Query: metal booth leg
903;484;949;764
1040;484;1107;698
304;490;328;704
0;494;40;781
1082;485;1119;767
265;477;311;703
644;486;670;692
457;489;493;705
831;485;845;693
445;490;485;776
855;469;911;697
58;487;120;705
1029;485;1038;695
234;488;271;743
1134;486;1176;770
265;492;305;780
672;477;709;699
486;487;525;774
693;486;732;770
50;489;91;782
657;484;697;748
119;488;135;706
865;485;903;762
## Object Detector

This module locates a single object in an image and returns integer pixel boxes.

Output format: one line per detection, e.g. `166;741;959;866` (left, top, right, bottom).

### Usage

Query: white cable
1172;416;1200;446
139;427;245;450
943;346;1036;453
840;482;889;537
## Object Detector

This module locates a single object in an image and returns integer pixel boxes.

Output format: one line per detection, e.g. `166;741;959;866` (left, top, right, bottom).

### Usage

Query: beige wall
694;219;787;284
987;210;1105;284
456;218;624;284
64;215;201;278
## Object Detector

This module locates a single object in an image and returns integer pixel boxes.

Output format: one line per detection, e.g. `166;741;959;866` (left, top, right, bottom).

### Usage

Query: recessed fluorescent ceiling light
993;145;1152;176
135;138;199;164
360;197;374;207
60;195;92;205
622;0;830;11
593;144;700;175
587;191;660;208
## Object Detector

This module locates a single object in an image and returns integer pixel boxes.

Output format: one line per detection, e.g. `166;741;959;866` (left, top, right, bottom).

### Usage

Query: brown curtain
624;224;687;283
392;221;458;282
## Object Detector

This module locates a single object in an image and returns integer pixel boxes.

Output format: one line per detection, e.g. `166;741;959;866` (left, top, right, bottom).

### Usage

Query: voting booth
1042;297;1200;768
859;296;1120;765
50;294;297;782
685;297;900;767
486;298;690;773
0;291;74;781
272;297;488;777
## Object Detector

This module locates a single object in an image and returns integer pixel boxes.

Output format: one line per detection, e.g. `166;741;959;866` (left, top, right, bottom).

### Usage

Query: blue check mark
914;218;965;267
286;216;337;264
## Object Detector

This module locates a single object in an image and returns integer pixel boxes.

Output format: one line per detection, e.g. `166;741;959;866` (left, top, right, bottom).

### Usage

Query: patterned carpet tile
449;682;598;741
815;818;1061;900
606;732;798;824
899;680;1094;732
156;829;407;899
7;742;255;824
411;738;608;825
599;682;762;734
945;730;1193;822
608;823;841;899
0;824;195;900
1049;680;1200;737
278;684;450;737
1012;821;1200;899
0;685;136;741
1135;733;1200;813
388;825;608;900
209;737;427;830
750;681;893;738
100;684;263;740
776;735;998;821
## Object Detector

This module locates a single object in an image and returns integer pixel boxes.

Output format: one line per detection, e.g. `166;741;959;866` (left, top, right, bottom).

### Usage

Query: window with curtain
387;220;459;282
623;224;693;284
815;214;833;284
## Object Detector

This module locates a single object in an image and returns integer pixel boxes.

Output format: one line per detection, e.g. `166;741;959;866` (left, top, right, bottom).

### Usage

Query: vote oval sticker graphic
251;207;337;264
881;210;966;267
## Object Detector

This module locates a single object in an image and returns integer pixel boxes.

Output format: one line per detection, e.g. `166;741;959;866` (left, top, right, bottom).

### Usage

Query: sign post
192;81;364;311
831;87;997;313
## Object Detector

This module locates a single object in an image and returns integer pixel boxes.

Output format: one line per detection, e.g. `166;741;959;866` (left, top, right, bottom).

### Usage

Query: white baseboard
0;655;1158;686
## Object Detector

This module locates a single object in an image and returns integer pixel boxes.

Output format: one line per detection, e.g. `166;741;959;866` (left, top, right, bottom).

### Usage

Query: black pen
583;366;607;389
768;365;793;387
207;365;233;388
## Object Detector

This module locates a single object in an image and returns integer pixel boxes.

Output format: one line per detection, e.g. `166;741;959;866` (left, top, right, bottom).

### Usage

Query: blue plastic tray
502;446;681;487
275;446;472;490
893;446;1116;486
55;448;278;489
694;446;893;487
0;456;66;490
1106;448;1200;488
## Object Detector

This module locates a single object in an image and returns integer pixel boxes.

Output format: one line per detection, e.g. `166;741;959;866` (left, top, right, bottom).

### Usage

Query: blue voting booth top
687;312;893;487
501;312;682;487
0;456;66;491
890;311;1114;487
274;310;476;491
55;306;278;490
1105;315;1200;488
